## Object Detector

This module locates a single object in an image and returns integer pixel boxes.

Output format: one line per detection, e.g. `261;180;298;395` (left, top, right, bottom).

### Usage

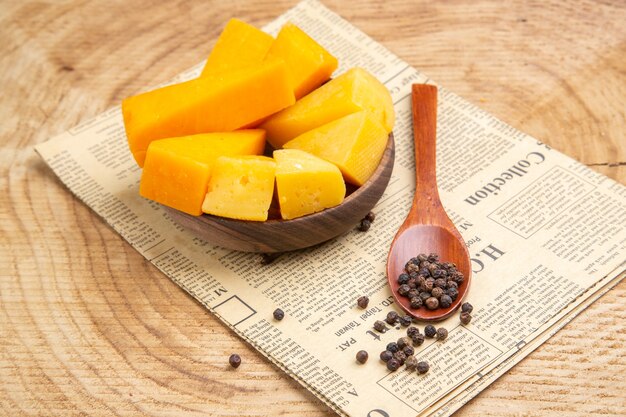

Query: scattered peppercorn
417;361;430;374
405;355;418;371
260;253;281;265
407;326;420;339
374;320;387;333
399;315;412;327
356;350;369;364
357;296;369;309
365;211;376;223
380;350;393;362
412;333;425;346
386;311;399;325
393;351;407;365
460;312;472;325
425;325;437;338
228;354;241;368
387;358;400;371
358;219;371;232
436;327;448;341
461;302;473;314
386;342;399;353
397;337;411;349
403;345;414;356
273;308;284;321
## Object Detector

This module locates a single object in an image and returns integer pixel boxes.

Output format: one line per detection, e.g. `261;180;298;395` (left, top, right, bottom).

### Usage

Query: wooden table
2;1;624;415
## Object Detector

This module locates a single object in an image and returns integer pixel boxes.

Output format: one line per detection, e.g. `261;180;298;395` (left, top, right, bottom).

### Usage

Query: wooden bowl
166;133;395;252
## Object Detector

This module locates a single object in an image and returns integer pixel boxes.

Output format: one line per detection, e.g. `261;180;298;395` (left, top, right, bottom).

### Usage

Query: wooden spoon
386;84;472;321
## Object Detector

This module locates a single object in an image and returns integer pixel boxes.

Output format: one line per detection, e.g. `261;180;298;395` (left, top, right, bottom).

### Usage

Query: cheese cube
264;22;338;99
274;149;345;220
261;67;395;148
201;19;274;77
139;130;266;216
202;156;276;221
283;111;388;186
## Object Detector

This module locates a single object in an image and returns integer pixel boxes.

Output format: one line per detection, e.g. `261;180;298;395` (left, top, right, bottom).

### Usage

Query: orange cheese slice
264;22;338;99
201;19;274;77
122;59;294;167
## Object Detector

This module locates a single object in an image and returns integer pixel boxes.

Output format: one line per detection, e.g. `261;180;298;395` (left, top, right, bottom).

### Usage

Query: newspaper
35;1;626;416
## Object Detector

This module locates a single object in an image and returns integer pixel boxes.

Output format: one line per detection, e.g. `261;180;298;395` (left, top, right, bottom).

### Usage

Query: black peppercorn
273;308;284;321
425;297;439;310
398;284;410;296
397;337;411;349
446;280;458;289
399;315;412;327
419;291;431;302
229;354;241;368
397;273;409;285
356;350;368;364
407;289;420;300
424;278;434;291
440;294;452;308
386;358;400;371
260;253;281;265
386;342;399;353
357;296;369;309
425;324;436;338
386;311;399;325
460;312;472;325
436;327;448;341
374;320;387;333
428;253;439;262
405;355;418;371
447;287;459;301
393;351;407;365
434;278;447;288
431;287;444;299
403;345;414;356
365;211;376;223
461;302;473;314
417;254;428;262
412;333;425;346
380;350;393;362
358;219;371;231
417;361;430;374
407;326;420;339
407;278;418;289
405;263;420;274
410;297;423;309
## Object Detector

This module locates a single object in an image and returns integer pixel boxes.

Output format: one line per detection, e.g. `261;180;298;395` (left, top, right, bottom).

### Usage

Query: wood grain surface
1;1;624;416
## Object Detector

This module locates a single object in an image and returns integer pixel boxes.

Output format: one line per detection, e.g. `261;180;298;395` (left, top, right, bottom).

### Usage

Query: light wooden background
1;0;625;416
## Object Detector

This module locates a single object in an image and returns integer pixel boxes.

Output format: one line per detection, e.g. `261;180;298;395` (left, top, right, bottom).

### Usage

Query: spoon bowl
386;84;471;321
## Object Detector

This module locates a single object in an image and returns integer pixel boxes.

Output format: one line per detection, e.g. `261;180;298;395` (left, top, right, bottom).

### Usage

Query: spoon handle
411;84;442;223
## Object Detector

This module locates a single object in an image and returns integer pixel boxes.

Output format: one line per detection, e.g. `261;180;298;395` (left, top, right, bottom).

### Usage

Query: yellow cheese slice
274;149;345;219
